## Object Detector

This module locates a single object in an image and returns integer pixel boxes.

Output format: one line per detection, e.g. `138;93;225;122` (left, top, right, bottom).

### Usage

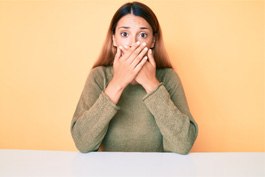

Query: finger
127;42;147;64
119;45;129;54
118;45;131;61
130;46;148;67
118;46;126;57
148;49;156;67
125;41;141;58
130;41;141;51
123;45;129;49
119;45;132;60
113;47;121;64
134;56;148;72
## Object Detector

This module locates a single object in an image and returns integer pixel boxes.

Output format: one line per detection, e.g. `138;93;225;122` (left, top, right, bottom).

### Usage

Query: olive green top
71;66;198;154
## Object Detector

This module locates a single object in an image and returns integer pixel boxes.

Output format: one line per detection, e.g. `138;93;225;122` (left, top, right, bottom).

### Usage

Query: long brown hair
93;1;172;69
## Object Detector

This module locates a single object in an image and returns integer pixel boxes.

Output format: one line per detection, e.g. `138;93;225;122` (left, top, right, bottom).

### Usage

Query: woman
71;1;198;154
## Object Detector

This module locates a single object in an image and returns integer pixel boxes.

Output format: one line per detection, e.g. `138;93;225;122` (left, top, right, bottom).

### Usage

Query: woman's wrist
142;79;160;94
104;80;125;104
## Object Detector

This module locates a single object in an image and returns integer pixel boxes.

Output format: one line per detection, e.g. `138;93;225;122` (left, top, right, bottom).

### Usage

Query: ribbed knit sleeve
71;67;119;153
143;71;198;154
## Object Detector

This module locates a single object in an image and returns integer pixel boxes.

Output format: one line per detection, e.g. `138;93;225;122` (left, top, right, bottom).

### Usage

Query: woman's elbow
165;143;193;155
71;130;98;153
73;138;99;153
164;130;197;154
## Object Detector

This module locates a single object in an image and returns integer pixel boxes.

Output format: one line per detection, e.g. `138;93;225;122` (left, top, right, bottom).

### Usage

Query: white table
0;150;264;177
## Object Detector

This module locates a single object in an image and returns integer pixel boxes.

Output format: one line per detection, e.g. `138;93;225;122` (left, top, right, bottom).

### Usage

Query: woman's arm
71;43;150;153
71;67;119;153
143;70;198;154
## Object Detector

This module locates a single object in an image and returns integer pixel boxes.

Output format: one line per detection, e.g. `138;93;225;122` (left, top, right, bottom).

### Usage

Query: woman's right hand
104;41;148;104
113;41;149;88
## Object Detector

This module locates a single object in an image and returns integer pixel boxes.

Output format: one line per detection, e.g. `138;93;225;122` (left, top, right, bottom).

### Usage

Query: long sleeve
71;67;119;153
143;70;198;154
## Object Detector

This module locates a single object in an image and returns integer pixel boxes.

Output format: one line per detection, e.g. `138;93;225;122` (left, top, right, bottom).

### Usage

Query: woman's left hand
135;49;160;93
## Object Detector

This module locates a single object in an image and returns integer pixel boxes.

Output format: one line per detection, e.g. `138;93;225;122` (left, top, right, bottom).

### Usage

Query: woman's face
113;14;155;49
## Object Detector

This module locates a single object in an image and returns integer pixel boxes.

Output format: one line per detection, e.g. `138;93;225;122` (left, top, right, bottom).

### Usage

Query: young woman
71;1;198;154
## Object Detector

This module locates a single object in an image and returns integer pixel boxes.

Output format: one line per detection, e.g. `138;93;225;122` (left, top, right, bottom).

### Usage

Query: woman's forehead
116;14;152;31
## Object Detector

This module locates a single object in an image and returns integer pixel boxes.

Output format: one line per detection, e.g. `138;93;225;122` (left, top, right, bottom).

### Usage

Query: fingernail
144;47;148;51
143;56;148;60
149;49;152;53
136;41;140;45
142;42;146;46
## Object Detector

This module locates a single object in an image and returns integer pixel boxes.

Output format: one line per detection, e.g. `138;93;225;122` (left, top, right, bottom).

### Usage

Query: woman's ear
151;36;156;48
112;35;117;47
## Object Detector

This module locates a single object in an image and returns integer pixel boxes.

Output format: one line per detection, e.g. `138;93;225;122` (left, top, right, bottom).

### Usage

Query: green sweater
71;66;198;154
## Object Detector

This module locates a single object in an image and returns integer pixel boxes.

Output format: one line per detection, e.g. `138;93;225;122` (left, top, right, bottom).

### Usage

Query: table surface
0;150;264;177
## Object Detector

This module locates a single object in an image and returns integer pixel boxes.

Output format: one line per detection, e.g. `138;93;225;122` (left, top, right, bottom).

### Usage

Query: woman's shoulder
83;66;113;89
156;68;183;91
90;65;112;74
157;68;180;82
89;66;113;78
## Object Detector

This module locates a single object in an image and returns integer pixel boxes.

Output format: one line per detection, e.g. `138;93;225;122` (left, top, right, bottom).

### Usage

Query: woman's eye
139;32;148;38
120;32;129;37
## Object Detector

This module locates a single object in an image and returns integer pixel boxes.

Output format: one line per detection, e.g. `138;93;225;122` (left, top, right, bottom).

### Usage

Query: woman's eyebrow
118;26;151;30
118;26;130;29
139;27;149;30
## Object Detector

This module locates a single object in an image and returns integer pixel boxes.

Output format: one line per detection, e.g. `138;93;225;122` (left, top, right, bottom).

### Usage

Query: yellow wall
0;0;264;152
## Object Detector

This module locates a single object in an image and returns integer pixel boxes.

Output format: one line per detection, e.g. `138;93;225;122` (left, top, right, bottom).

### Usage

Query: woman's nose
129;35;137;47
